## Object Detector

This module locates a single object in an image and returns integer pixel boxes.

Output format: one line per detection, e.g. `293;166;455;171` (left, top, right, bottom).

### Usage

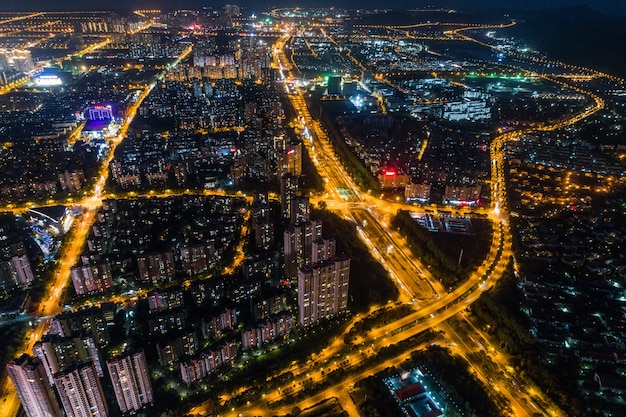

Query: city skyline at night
0;3;624;417
0;0;626;15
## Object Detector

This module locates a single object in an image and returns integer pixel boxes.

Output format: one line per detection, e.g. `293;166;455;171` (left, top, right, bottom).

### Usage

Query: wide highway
0;15;608;417
210;19;607;417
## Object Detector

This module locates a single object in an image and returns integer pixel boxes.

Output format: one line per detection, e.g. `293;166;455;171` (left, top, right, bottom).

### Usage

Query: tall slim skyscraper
53;362;108;417
6;354;62;417
298;255;350;326
107;350;153;413
280;173;299;220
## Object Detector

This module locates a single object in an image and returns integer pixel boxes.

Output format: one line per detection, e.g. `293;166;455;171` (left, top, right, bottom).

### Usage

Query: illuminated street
191;17;609;417
0;6;623;417
0;42;192;417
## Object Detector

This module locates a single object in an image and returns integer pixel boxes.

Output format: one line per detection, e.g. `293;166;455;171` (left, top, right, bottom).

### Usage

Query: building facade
6;354;62;417
297;255;350;326
107;350;153;413
284;219;323;279
70;261;114;295
53;362;108;417
33;333;104;386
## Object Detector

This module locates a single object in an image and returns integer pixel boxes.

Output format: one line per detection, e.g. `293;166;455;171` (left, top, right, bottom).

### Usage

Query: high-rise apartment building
49;308;110;348
280;173;298;220
290;196;310;225
297;255;350;326
1;254;35;286
107;350;153;413
58;170;86;194
311;237;336;264
250;192;274;250
277;140;303;177
6;354;62;417
53;362;108;417
284;219;323;279
136;251;175;284
180;244;216;276
70;261;113;296
33;333;104;386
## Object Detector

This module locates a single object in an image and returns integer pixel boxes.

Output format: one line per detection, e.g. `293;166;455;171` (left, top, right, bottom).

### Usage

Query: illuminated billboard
35;74;63;86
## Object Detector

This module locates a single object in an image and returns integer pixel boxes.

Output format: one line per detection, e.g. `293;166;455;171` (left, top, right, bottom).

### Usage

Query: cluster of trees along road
311;208;399;309
391;210;493;289
355;345;502;417
315;98;382;194
344;304;415;344
268;330;440;410
469;265;588;416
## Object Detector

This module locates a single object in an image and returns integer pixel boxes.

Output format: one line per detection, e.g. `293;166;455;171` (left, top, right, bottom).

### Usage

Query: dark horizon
1;0;626;16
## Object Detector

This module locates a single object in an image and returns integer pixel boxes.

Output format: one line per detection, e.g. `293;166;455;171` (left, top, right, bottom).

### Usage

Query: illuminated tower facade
297;255;350;326
33;334;103;386
53;362;108;417
6;354;62;417
107;350;153;413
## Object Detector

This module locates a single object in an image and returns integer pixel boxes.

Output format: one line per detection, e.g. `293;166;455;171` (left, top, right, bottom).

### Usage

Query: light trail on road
0;41;190;417
227;18;608;417
0;14;611;417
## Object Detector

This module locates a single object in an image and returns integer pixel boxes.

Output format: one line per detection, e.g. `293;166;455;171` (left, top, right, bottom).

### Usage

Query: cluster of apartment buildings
8;303;153;417
70;196;244;296
115;78;286;190
8;349;153;417
281;195;351;326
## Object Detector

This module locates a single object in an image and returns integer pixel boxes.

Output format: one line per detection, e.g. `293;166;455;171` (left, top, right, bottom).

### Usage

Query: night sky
2;0;626;15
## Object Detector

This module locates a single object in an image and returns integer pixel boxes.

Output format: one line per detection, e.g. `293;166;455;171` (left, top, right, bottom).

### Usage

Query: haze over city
0;2;624;417
4;0;626;14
